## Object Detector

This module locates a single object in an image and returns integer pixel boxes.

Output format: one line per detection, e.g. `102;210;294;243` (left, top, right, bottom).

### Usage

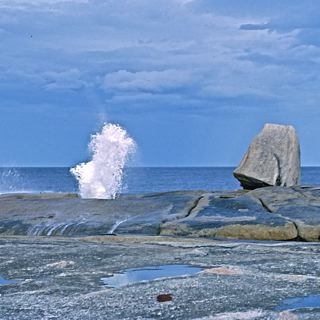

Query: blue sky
1;0;320;166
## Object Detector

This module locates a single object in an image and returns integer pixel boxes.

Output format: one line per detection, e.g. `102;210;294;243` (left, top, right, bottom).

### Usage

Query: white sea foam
70;123;136;199
0;168;21;193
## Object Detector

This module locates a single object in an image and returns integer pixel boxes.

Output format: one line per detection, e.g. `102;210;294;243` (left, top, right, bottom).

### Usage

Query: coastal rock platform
1;185;320;241
1;188;320;319
1;235;320;319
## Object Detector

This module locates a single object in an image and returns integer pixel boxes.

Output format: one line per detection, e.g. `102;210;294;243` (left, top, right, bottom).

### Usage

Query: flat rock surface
0;191;203;237
1;236;320;319
1;186;320;241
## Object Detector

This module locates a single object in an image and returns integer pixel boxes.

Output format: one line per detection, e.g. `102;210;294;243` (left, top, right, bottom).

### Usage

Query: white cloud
44;69;88;90
103;69;192;93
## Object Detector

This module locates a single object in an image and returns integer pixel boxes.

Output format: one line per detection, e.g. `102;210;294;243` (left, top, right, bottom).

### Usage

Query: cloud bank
1;0;320;165
2;0;320;107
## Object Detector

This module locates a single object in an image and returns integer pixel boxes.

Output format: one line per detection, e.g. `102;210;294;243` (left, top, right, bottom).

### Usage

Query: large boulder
233;123;301;190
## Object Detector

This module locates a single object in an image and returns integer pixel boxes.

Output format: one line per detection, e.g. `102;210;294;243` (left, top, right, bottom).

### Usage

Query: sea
0;167;319;195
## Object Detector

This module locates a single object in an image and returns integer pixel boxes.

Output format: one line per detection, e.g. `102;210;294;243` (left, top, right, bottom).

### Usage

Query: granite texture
1;236;320;319
234;123;301;189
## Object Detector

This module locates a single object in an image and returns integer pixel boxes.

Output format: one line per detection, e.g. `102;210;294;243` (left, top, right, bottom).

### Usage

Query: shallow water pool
101;264;204;288
0;276;16;286
275;294;320;311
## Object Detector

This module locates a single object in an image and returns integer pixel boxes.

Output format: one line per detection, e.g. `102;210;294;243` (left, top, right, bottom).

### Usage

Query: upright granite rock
234;123;300;190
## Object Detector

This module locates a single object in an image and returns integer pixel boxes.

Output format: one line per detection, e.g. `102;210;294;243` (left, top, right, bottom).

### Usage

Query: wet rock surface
234;123;301;189
0;186;320;241
0;191;202;237
0;235;320;319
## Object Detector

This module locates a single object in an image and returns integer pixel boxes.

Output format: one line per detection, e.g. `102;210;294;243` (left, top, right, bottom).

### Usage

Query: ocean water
0;167;319;195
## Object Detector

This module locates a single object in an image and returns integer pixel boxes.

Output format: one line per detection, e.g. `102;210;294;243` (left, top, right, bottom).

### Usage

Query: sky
1;0;320;167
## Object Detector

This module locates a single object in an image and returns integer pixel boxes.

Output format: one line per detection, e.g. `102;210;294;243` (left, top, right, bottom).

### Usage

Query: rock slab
161;193;297;240
0;191;202;237
1;186;320;241
234;123;301;189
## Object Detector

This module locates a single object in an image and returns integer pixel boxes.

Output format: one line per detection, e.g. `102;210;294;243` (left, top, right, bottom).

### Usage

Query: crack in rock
185;193;212;218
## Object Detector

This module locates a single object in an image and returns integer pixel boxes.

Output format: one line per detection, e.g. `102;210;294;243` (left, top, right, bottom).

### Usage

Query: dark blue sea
0;167;319;194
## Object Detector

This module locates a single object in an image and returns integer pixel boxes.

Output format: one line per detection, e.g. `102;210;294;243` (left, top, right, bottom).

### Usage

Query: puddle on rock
275;294;320;311
0;275;16;286
101;264;204;288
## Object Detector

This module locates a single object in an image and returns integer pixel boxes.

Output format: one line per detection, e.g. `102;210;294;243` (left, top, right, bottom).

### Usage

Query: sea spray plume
70;123;136;199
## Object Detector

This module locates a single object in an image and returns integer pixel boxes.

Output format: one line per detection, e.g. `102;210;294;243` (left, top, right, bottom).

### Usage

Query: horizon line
0;165;320;168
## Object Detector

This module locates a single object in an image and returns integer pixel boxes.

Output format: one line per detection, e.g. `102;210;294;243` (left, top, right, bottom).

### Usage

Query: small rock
157;293;173;302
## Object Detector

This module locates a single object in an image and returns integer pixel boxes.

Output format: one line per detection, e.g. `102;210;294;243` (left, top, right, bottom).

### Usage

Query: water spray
71;123;136;199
